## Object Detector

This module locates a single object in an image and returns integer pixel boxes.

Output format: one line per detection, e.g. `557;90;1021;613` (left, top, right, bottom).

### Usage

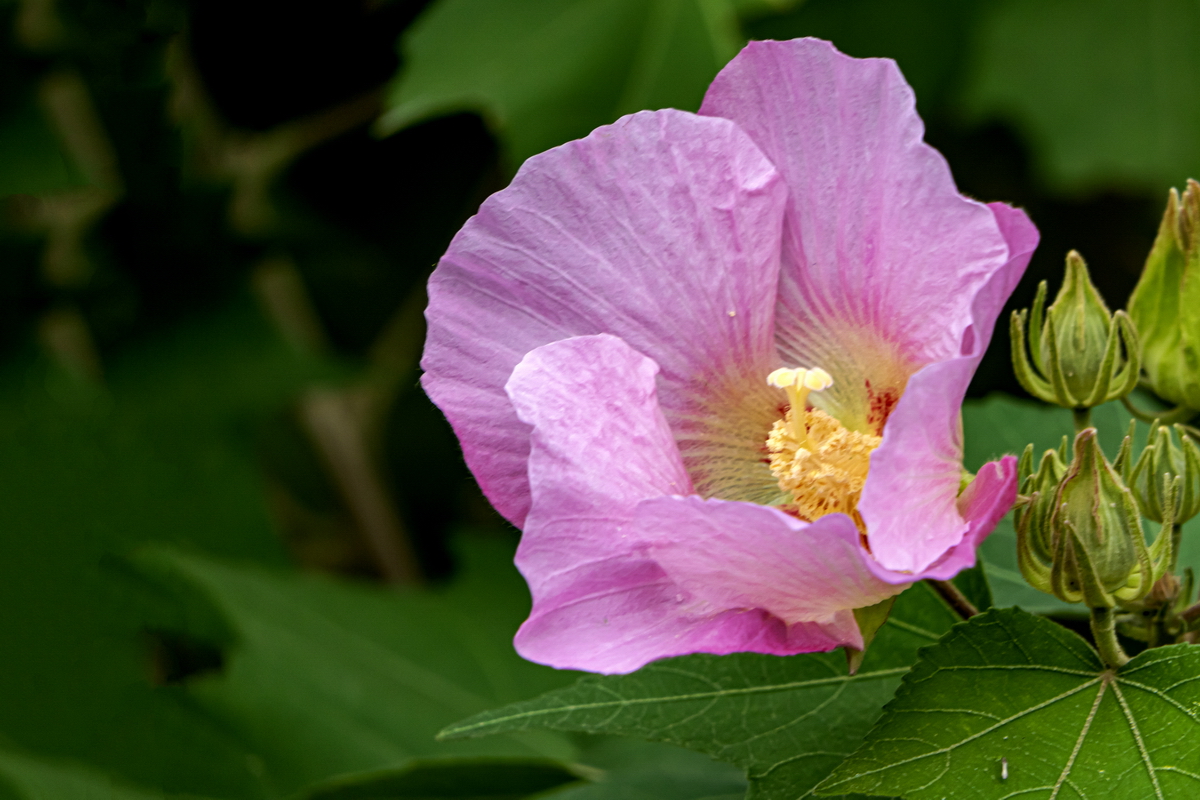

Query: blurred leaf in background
0;748;204;800
744;0;985;117
0;298;328;798
379;0;744;169
127;534;578;796
0;90;88;198
965;0;1200;194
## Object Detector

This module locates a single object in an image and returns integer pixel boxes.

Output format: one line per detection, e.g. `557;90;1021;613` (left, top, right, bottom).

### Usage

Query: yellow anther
766;366;834;447
767;408;880;532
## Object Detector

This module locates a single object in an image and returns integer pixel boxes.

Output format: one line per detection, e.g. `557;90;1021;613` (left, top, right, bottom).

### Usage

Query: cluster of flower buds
1011;251;1140;412
1127;180;1200;418
1008;181;1200;665
1126;422;1200;526
1016;428;1173;610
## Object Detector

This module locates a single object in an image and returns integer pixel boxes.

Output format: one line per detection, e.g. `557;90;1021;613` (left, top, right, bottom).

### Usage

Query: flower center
765;367;881;530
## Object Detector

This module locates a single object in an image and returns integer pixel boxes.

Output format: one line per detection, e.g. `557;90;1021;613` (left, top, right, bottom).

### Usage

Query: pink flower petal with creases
423;109;788;526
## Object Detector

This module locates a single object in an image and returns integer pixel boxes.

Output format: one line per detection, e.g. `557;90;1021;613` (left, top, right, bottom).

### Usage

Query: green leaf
732;0;804;19
816;608;1200;799
545;738;747;800
962;394;1134;475
0;748;200;800
744;0;983;117
440;581;960;800
303;741;750;800
304;757;585;800
129;534;579;798
964;0;1200;192
379;0;742;169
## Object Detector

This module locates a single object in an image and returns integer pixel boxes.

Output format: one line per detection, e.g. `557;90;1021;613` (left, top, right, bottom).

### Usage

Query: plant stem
927;579;979;620
1072;407;1092;432
1089;606;1129;669
1171;523;1183;573
1120;395;1197;426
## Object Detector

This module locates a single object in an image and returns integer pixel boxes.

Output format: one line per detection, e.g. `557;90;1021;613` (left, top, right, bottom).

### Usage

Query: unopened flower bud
1020;429;1171;608
1128;181;1200;414
1015;440;1068;596
1011;251;1140;409
1130;423;1200;525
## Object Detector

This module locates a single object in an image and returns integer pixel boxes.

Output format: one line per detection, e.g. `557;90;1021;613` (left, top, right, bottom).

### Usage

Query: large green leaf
817;608;1200;799
544;738;747;800
129;535;579;798
441;581;961;800
964;0;1200;193
378;0;741;169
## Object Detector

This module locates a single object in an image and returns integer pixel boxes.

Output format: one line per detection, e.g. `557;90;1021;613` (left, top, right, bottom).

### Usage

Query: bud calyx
1127;180;1200;414
1011;251;1139;410
1129;423;1200;526
1016;428;1172;609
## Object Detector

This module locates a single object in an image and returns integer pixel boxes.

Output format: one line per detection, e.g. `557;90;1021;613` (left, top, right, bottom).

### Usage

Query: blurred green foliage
130;536;579;796
967;0;1200;193
4;0;1200;798
380;0;742;169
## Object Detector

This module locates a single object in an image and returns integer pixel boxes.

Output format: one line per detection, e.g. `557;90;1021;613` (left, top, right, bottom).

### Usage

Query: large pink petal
858;357;973;573
505;334;693;596
513;558;852;674
700;39;1018;434
915;456;1019;581
632;495;902;631
507;335;856;673
859;206;1036;573
422;108;788;526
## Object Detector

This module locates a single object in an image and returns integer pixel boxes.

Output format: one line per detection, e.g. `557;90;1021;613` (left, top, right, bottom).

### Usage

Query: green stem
1089;606;1129;669
926;579;979;620
1171;523;1184;573
1072;407;1092;432
1121;395;1197;426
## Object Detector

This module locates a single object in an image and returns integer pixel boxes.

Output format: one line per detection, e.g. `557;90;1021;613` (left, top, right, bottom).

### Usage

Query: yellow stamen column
767;367;834;448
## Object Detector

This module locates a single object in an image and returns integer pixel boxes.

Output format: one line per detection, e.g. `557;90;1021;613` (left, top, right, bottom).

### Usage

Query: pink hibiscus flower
421;38;1037;674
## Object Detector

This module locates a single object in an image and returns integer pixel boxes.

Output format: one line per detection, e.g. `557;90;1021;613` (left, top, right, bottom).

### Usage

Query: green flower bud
1011;251;1140;409
1127;181;1200;413
1051;429;1151;607
1130;423;1200;525
1019;429;1172;608
1015;440;1068;596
